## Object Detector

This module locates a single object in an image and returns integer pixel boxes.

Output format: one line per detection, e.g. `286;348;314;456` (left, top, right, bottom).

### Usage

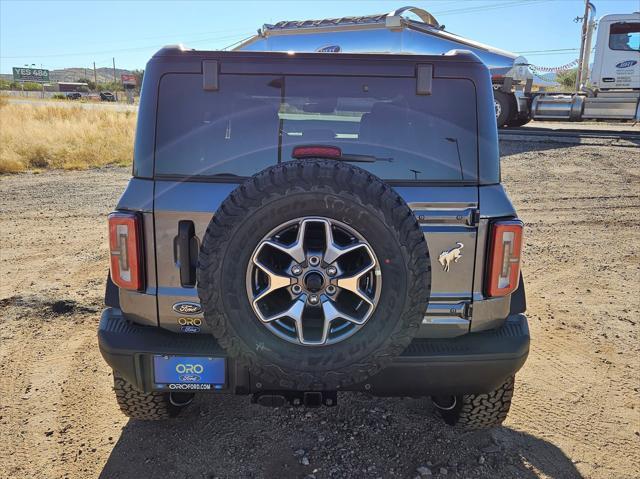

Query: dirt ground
0;139;639;479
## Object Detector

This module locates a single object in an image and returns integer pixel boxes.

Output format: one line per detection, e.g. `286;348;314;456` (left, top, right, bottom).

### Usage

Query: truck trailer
234;4;640;126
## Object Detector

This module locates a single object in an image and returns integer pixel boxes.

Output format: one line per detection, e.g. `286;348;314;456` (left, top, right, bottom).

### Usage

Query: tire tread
112;371;181;420
440;375;515;429
197;159;431;390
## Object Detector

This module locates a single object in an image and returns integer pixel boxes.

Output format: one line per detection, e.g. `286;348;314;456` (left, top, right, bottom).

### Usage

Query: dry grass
0;102;136;173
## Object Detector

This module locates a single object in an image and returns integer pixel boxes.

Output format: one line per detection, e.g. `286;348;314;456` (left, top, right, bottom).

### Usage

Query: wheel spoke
263;219;311;264
252;259;292;303
322;298;366;326
260;297;305;324
294;301;328;345
322;220;368;264
336;263;376;305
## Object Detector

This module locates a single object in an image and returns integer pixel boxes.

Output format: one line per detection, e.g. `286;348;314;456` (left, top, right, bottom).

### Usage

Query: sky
0;0;637;74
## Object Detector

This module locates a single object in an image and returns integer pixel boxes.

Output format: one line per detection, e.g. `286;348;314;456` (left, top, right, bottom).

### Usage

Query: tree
556;68;578;89
22;82;43;91
97;81;123;92
77;77;96;91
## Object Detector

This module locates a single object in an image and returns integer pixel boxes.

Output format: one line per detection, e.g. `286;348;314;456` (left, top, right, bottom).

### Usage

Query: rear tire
493;90;513;128
506;116;532;127
112;370;193;420
434;375;515;429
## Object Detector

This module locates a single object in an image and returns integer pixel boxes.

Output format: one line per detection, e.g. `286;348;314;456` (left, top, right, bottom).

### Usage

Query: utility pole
93;62;97;87
575;0;590;91
112;58;118;101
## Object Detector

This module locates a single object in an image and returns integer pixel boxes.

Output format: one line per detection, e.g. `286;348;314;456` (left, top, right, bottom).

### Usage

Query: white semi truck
235;4;640;127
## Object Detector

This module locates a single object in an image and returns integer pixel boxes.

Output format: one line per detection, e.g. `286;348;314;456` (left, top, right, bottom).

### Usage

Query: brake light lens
486;220;523;297
108;212;144;291
292;145;342;159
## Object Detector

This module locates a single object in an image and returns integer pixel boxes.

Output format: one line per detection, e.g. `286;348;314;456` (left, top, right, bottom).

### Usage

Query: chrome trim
413;208;477;226
469;296;511;332
425;301;468;319
420;301;470;338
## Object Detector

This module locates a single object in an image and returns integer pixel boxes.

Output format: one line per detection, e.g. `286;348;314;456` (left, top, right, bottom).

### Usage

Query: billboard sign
12;67;50;82
121;74;137;86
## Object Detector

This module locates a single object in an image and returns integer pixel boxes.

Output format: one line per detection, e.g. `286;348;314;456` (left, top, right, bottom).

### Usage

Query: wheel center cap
304;272;324;292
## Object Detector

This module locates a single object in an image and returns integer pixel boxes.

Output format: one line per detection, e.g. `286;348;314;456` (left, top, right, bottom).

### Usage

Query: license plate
153;355;225;390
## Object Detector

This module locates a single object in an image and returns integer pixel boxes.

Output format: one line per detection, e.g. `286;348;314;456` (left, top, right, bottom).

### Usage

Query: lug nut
326;266;337;276
308;256;320;267
326;285;336;295
291;284;302;295
308;294;319;305
291;265;303;276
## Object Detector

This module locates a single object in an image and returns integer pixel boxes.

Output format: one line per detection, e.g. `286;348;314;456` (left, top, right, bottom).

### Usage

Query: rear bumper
98;308;529;396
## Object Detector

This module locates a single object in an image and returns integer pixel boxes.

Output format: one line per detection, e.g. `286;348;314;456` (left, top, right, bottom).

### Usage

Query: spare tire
197;160;431;390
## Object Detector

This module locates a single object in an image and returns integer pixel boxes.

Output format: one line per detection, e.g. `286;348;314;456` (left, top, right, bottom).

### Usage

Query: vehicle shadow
99;394;582;479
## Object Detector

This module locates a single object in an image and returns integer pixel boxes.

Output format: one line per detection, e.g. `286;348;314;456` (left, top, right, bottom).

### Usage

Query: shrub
0;103;136;173
21;82;43;91
556;68;578;89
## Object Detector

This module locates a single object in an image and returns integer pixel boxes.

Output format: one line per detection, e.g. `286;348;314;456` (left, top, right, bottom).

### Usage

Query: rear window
155;73;477;181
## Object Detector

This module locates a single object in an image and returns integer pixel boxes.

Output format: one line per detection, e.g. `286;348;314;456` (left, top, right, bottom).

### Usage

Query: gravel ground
0;138;639;479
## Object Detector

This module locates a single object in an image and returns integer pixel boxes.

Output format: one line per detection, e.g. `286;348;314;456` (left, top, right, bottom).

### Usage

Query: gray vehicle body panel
115;50;520;340
116;181;515;338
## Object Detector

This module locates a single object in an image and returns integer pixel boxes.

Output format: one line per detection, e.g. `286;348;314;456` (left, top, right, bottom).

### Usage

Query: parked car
66;92;81;100
99;48;529;428
100;91;116;102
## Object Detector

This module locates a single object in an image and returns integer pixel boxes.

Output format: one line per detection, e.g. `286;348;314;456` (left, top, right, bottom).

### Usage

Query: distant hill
1;66;135;84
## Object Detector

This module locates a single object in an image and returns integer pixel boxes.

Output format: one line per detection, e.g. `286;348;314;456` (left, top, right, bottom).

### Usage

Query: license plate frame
152;355;226;391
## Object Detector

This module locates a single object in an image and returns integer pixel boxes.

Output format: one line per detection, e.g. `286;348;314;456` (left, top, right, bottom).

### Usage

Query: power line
521;52;584;56
432;0;552;16
2;27;251;48
0;32;253;59
221;35;258;51
516;48;580;54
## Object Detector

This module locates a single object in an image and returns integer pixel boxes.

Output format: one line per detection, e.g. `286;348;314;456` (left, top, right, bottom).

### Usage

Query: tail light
292;145;342;159
108;212;144;291
486;220;523;297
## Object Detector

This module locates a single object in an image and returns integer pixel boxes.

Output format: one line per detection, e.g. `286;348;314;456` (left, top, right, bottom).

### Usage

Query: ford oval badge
316;45;341;53
172;301;202;315
616;60;637;68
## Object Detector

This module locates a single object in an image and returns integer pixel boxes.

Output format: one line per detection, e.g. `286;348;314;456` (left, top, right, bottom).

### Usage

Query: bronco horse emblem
438;242;464;272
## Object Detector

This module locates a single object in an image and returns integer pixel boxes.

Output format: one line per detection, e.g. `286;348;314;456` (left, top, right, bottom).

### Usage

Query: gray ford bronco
99;47;529;429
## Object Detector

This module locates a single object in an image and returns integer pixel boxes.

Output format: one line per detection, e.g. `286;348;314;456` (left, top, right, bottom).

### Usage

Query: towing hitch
252;390;338;408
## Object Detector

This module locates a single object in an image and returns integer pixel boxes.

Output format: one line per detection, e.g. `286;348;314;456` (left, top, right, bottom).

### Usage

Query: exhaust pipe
169;392;195;407
432;395;457;411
